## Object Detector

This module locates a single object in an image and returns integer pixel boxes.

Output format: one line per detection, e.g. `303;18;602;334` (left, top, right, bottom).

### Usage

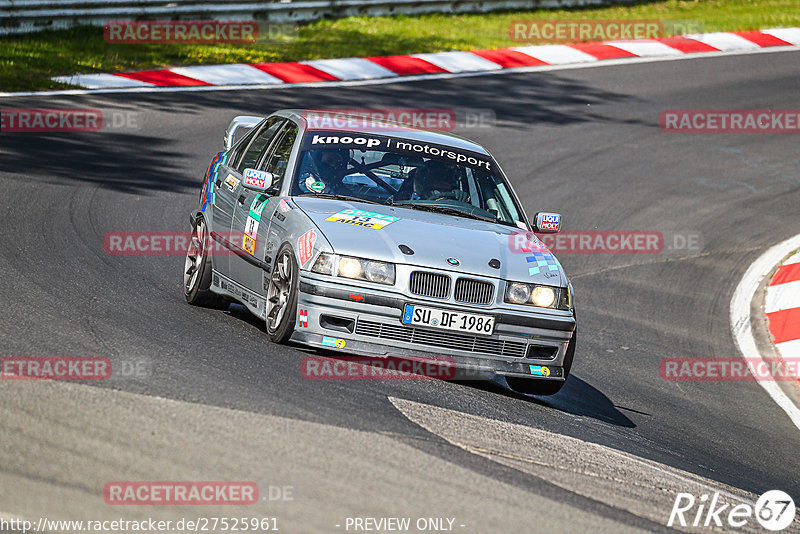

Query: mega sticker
325;209;400;230
298;229;317;267
243;168;270;189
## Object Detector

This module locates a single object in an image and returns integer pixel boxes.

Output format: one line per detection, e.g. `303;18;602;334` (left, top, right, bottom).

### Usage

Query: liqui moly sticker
243;168;270;189
538;213;561;231
298;229;317;267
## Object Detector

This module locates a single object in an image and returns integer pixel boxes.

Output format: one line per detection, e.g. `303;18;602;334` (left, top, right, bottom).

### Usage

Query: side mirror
533;212;561;233
223;115;264;150
242;168;274;192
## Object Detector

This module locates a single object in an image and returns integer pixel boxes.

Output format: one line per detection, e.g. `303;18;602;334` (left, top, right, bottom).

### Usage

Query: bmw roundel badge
446;258;460;266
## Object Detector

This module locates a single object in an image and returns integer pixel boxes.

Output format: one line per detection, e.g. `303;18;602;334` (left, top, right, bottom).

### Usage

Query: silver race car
184;109;576;395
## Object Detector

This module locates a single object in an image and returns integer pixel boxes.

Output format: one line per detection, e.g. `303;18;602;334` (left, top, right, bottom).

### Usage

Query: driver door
230;120;298;294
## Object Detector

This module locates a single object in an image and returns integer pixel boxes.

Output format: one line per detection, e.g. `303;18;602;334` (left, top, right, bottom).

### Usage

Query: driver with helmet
298;148;348;193
419;160;470;202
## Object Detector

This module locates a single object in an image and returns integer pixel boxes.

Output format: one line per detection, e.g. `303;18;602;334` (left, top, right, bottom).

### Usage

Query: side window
260;122;298;190
235;117;284;172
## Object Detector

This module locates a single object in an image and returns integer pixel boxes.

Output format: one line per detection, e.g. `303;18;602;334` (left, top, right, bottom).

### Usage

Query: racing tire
184;216;225;308
506;329;576;396
266;243;299;344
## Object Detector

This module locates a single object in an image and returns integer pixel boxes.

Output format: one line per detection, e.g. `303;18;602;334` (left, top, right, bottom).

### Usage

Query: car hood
293;197;566;286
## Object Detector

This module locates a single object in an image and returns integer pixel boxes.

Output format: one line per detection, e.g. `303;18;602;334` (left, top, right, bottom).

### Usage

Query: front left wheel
266;243;299;343
184;216;225;308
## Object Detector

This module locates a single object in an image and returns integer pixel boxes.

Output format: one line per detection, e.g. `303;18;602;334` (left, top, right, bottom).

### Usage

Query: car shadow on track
297;346;636;428
456;375;636;428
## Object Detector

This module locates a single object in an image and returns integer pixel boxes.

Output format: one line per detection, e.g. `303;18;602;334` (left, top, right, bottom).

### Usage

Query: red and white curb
52;27;800;90
731;234;800;432
766;252;800;359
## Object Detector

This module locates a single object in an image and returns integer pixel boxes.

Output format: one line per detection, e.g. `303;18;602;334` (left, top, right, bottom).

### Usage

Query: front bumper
290;273;576;381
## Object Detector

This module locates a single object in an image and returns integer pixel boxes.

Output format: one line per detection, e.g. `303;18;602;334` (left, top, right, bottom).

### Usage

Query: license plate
401;304;494;335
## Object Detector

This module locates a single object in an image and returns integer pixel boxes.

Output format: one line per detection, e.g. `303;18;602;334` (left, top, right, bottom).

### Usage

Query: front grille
409;271;450;299
355;320;527;359
454;278;495;305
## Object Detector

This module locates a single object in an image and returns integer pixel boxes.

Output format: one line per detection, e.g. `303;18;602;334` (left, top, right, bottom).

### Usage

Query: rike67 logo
668;490;796;531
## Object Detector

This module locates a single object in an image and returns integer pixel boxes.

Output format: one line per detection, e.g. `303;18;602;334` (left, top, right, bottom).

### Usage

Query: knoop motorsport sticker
325;209;400;230
303;132;493;172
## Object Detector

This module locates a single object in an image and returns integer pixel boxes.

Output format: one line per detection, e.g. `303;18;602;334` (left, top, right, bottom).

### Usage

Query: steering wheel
426;190;470;202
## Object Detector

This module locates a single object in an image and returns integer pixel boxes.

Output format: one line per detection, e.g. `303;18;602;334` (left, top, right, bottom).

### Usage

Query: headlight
531;286;556;308
364;260;394;284
311;252;335;275
312;253;395;285
506;283;531;304
338;257;363;279
505;282;566;309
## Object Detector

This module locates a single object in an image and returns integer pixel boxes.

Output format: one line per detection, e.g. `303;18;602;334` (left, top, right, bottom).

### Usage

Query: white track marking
50;73;155;89
604;40;685;57
730;233;800;431
3;45;797;98
513;44;599;64
411;51;503;73
686;32;761;51
765;280;800;314
776;339;800;357
302;57;398;80
170;64;284;85
762;28;800;45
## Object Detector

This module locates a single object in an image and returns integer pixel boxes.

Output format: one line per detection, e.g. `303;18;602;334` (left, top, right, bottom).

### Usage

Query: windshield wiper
297;193;384;205
392;202;497;223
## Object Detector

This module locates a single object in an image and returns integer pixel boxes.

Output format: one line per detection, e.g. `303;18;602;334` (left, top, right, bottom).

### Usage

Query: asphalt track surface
1;50;799;533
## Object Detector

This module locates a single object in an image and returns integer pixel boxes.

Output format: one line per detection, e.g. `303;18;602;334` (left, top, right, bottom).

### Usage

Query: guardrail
0;0;635;35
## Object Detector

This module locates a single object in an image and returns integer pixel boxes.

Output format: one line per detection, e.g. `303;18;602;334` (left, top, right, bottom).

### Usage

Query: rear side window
235;117;284;172
260;122;298;189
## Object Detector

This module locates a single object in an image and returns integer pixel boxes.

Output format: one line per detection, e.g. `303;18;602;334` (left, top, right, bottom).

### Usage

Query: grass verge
1;0;799;92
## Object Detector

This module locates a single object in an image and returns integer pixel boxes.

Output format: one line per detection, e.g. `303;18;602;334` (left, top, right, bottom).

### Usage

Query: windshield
291;132;526;227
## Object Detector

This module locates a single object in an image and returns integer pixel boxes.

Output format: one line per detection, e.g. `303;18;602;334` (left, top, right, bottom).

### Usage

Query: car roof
273;108;491;156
